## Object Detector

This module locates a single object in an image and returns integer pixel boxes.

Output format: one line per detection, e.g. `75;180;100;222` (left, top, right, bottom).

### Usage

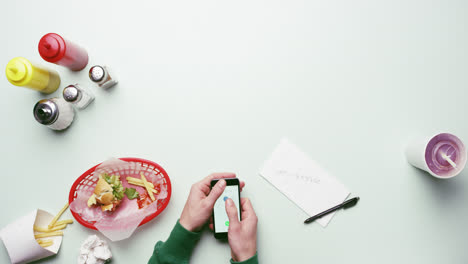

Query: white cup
405;133;467;179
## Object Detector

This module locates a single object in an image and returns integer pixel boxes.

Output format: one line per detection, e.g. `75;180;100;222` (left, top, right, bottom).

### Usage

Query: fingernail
219;179;226;187
226;198;233;206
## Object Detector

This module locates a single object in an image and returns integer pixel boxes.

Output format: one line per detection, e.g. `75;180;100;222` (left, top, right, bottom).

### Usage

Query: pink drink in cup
405;133;467;179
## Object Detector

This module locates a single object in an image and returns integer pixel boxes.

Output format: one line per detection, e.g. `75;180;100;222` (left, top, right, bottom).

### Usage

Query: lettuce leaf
103;173;112;185
124;188;140;200
102;173;125;200
113;182;124;200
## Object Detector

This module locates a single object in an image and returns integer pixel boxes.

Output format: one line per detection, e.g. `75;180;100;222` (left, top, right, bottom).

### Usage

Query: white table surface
1;0;468;263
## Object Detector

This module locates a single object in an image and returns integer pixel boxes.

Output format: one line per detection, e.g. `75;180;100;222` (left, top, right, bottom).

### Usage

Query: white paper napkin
259;138;350;227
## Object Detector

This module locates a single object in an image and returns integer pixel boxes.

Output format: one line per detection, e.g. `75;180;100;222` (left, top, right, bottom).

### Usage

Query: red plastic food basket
68;157;172;230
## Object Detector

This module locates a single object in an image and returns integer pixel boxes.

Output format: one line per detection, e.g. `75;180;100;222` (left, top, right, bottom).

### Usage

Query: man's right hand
225;197;258;262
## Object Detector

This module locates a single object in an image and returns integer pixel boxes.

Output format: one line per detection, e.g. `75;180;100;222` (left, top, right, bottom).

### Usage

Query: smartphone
211;178;241;239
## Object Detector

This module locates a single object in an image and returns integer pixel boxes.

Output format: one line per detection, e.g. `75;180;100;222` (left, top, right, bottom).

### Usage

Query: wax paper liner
70;158;168;241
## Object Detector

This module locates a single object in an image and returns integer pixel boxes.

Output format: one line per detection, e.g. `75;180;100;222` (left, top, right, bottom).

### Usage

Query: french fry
34;224;67;232
126;177;155;188
48;203;69;229
33;226;49;232
54;219;73;226
33;204;71;246
39;241;53;248
37;239;54;247
49;224;67;231
42;242;53;247
126;178;143;185
128;180;157;192
140;172;155;201
127;178;158;194
37;239;53;245
34;231;63;239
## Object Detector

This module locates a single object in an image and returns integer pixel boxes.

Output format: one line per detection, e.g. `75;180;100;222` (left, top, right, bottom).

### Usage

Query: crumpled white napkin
78;235;112;264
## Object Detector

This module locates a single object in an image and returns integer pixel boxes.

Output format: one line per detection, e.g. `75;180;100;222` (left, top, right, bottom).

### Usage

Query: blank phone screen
214;185;240;233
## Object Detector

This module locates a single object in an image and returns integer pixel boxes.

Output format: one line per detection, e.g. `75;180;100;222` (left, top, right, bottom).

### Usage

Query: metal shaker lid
89;66;105;82
33;99;59;125
63;85;81;102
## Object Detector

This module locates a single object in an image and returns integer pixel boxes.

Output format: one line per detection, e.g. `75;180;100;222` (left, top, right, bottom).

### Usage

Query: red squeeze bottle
38;33;88;71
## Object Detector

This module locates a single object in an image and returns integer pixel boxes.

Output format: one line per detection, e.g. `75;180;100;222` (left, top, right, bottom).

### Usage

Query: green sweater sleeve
148;220;202;264
148;220;259;264
230;253;259;264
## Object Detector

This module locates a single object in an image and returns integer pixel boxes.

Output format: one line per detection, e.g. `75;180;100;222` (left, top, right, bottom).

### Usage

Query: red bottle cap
38;33;66;62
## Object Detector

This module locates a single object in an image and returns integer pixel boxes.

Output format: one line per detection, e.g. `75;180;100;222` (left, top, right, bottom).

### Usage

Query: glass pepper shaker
33;98;75;130
63;84;95;109
89;65;117;89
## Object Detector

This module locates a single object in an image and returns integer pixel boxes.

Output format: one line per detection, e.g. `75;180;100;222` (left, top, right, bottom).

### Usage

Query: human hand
179;172;245;232
225;197;258;262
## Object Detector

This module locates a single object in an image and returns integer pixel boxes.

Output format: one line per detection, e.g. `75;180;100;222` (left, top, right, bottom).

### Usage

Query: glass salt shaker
63;84;95;109
89;65;118;89
33;98;75;130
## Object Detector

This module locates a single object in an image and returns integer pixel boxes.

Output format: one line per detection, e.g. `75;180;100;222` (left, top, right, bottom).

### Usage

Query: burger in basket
87;174;138;212
69;158;171;241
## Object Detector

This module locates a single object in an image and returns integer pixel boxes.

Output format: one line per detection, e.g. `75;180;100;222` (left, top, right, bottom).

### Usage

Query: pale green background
1;0;467;263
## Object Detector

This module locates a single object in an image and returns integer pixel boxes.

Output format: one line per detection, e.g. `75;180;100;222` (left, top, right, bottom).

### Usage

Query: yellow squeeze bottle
5;57;60;94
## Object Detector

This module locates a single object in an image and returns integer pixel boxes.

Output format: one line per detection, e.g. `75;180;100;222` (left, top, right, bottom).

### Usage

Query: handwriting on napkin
259;138;350;227
277;169;322;184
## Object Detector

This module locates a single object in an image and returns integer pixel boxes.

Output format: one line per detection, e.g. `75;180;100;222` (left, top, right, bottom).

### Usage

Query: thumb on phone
225;198;240;230
206;179;226;206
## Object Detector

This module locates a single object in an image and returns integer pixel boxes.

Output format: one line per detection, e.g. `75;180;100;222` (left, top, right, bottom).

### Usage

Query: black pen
304;197;360;224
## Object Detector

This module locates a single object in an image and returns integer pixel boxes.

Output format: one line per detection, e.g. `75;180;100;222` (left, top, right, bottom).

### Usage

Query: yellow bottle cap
5;57;32;86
